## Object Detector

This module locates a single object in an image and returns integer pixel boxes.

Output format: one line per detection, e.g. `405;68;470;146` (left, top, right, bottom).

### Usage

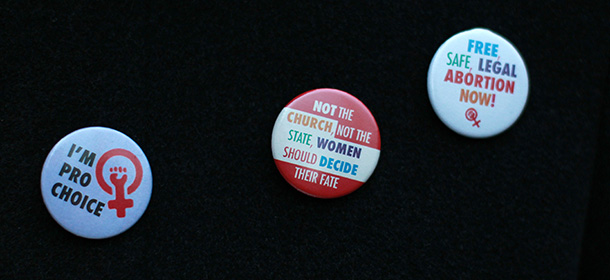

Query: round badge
41;127;152;239
271;88;381;198
427;28;529;138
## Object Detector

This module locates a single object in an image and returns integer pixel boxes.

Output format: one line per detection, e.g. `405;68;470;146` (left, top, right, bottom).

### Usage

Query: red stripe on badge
274;160;365;198
285;88;380;150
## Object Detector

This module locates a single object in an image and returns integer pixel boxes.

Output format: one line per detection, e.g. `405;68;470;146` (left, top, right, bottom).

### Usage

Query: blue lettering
317;155;358;176
317;137;329;149
319;155;327;167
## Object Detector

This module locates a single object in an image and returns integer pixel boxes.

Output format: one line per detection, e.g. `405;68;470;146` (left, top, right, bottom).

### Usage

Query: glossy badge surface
428;28;529;138
41;127;152;239
272;88;381;198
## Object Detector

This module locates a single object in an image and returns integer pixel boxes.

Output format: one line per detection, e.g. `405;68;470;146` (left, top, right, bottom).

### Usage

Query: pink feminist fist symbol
465;108;481;128
95;149;143;218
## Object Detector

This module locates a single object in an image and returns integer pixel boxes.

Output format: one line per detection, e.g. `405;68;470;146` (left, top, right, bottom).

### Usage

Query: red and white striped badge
272;89;380;198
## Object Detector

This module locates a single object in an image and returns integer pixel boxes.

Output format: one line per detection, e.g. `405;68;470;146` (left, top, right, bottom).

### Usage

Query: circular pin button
271;88;381;198
41;127;152;239
428;28;529;138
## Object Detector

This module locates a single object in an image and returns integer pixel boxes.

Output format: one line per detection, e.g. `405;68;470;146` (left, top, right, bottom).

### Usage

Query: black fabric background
1;1;608;279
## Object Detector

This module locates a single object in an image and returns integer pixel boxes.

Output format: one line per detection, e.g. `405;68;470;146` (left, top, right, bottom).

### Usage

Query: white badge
41;127;152;239
428;28;529;138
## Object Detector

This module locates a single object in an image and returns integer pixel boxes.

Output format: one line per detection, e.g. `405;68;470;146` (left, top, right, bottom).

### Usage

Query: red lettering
444;69;453;82
474;74;483;88
455;70;463;84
